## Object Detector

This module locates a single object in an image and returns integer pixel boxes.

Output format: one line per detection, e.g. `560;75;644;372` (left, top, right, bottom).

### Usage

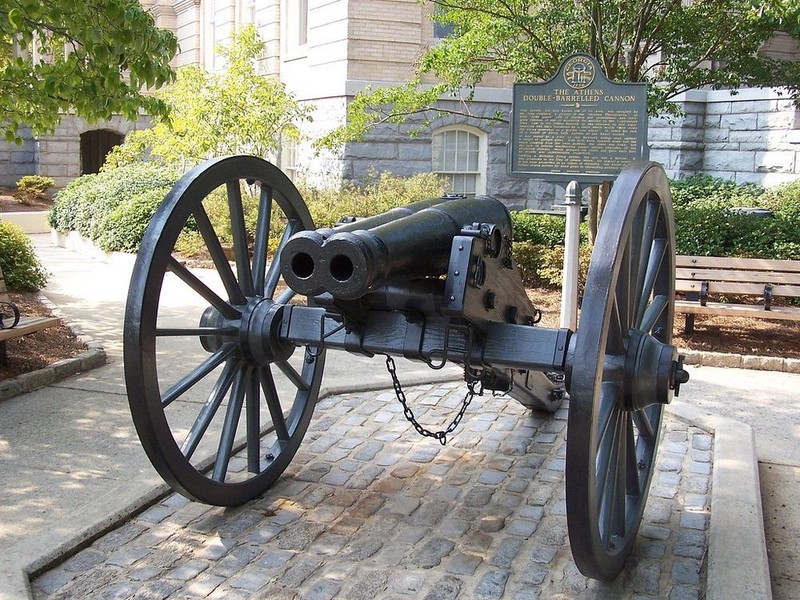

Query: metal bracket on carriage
0;301;20;329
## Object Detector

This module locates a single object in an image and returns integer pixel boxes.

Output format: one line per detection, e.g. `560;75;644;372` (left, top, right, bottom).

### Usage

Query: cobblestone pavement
31;382;712;599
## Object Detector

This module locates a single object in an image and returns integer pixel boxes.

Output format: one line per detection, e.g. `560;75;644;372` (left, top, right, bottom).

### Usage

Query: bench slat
675;300;800;320
676;280;800;298
676;267;800;286
676;255;800;273
0;316;60;342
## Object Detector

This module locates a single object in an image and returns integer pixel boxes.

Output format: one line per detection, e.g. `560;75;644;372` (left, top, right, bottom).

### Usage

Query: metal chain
383;354;480;446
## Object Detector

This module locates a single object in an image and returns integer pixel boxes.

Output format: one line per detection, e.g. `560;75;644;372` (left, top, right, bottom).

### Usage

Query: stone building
2;0;798;206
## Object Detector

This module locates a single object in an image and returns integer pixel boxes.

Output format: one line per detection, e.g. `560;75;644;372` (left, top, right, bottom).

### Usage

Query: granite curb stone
0;292;107;402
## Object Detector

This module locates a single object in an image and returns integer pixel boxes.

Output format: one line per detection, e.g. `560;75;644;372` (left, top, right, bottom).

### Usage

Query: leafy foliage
511;211;591;292
0;0;177;142
16;175;54;195
299;170;447;229
106;25;311;171
0;220;47;290
671;174;799;259
319;0;800;146
48;163;179;252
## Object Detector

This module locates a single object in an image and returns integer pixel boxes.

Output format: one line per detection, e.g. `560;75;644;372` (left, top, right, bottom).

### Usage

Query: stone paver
31;383;712;599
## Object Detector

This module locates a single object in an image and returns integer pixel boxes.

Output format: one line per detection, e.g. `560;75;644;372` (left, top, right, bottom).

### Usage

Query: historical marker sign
509;54;648;183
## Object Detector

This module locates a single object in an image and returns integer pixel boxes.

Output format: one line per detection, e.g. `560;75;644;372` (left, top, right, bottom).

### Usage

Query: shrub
49;163;179;252
670;173;764;207
299;170;447;229
671;175;799;259
100;187;174;252
0;221;48;290
513;240;591;295
17;175;55;194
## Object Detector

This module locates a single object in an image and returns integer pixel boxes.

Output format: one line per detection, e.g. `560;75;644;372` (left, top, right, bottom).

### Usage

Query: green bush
299;170;447;229
513;240;591;294
17;175;55;197
670;174;799;259
49;163;179;252
510;211;591;292
670;173;764;207
0;221;48;291
100;187;174;252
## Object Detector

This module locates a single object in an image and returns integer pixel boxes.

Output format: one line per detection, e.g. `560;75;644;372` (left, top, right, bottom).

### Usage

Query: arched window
432;126;487;196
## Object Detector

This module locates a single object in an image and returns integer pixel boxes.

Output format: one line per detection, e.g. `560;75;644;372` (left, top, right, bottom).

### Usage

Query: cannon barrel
280;196;449;296
280;195;512;299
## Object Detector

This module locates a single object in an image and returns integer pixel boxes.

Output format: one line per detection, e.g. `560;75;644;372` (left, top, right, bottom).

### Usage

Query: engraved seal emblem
563;55;595;90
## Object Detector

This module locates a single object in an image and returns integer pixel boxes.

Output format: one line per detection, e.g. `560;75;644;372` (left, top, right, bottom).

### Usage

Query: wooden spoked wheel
566;161;679;580
124;156;325;506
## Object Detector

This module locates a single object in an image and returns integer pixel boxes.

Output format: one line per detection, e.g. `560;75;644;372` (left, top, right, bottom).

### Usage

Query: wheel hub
198;299;295;366
239;298;295;365
624;330;688;410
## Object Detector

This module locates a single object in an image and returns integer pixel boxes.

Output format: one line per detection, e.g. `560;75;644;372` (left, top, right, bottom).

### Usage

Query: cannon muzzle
281;195;512;299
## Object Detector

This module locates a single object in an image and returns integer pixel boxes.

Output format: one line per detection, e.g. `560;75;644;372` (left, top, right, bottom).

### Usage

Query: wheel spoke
595;399;621;501
628;201;646;302
633;199;660;318
245;367;261;474
212;366;249;482
161;343;237;408
632;407;656;439
635;237;667;328
265;219;301;298
167;257;241;320
259;365;290;441
625;414;641;496
193;203;247;306
598;408;624;542
615;245;633;332
606;298;626;355
227;181;255;297
252;184;273;295
276;360;310;391
180;359;238;459
639;294;669;334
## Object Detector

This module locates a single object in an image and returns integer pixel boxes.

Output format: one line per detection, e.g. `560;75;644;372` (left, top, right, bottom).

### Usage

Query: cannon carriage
124;155;687;580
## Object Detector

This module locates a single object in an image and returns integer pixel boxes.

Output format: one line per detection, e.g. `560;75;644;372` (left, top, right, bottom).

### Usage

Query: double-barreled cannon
124;155;688;581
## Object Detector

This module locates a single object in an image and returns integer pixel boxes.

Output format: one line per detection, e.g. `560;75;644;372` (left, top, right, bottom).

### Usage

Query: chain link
383;354;480;445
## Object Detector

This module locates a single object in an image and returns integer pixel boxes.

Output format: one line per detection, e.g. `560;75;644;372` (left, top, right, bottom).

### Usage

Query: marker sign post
509;54;648;328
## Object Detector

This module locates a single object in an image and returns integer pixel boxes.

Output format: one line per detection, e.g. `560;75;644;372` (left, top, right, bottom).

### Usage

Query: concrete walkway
0;234;793;598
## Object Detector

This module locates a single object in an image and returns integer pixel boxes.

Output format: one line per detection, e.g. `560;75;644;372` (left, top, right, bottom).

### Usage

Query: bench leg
684;314;695;335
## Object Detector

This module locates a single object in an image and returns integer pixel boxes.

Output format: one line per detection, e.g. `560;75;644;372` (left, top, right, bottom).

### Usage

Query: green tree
0;0;177;142
108;25;312;170
320;0;800;146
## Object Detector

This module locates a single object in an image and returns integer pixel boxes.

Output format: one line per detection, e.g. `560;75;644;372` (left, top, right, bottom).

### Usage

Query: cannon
124;155;688;580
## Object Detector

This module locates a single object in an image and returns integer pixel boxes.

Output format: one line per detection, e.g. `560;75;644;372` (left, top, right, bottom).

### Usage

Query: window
432;127;486;196
432;7;454;39
286;0;308;50
433;20;454;39
280;139;298;182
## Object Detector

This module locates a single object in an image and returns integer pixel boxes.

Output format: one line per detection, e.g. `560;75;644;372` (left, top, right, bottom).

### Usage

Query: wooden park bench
0;265;59;366
675;255;800;334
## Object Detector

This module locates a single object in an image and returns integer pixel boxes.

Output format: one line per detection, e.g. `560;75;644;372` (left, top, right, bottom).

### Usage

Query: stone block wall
649;88;800;186
0;128;37;188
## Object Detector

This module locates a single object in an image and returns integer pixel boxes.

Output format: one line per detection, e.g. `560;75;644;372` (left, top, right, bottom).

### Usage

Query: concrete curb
682;348;800;374
667;403;772;600
0;293;107;402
